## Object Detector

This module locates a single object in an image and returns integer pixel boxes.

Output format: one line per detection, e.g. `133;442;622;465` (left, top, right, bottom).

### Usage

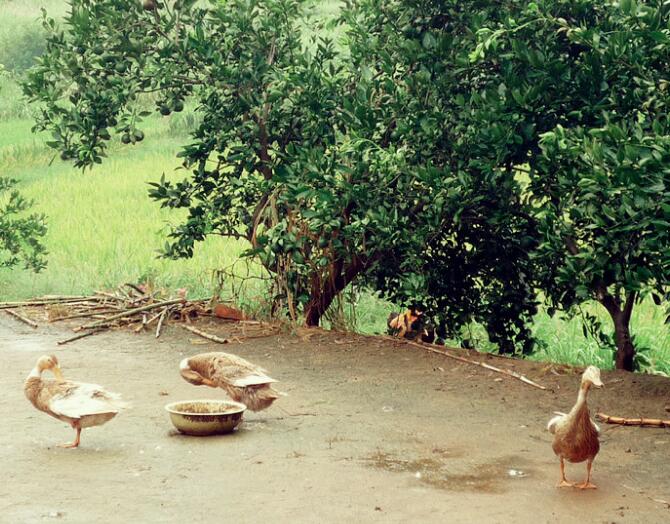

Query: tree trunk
597;290;636;372
613;314;635;371
303;255;368;327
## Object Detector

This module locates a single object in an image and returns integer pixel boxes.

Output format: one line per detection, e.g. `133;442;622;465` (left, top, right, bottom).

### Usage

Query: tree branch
566;235;622;319
622;290;636;325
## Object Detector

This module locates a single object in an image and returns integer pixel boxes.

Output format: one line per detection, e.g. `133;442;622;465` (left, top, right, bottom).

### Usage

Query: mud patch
365;451;532;494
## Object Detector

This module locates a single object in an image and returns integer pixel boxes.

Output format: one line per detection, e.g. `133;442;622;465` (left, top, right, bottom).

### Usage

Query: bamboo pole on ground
4;309;38;328
182;324;229;344
383;336;547;390
597;413;670;428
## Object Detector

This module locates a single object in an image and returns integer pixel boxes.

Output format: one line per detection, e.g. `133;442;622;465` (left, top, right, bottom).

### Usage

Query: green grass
0;0;668;374
529;301;670;374
0;113;247;300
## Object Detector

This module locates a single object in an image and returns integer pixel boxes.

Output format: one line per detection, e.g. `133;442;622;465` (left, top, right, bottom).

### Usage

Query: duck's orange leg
575;459;597;489
201;378;218;388
59;424;81;449
557;458;574;488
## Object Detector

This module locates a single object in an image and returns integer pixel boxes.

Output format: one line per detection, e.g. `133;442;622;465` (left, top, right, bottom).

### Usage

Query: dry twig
182;324;229;344
155;307;168;338
57;329;106;346
597;413;670;428
386;336;547;390
0;296;91;309
4;309;38;328
50;309;120;322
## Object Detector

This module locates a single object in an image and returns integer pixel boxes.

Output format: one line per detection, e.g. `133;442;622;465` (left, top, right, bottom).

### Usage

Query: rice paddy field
0;0;668;373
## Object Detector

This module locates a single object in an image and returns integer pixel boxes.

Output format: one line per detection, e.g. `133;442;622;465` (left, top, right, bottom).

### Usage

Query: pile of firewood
0;284;209;345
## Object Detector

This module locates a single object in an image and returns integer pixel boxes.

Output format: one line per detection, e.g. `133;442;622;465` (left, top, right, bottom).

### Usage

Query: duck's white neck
570;381;590;414
28;365;42;379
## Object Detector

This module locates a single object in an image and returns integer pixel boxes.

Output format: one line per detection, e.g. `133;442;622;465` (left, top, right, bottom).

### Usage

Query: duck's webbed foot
575;459;597;489
58;425;81;448
556;458;574;488
575;481;597;490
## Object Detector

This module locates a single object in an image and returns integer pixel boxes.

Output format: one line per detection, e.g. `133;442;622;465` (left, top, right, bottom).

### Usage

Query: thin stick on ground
386;336;547;390
0;297;93;309
50;309;120;322
57;329;106;346
155;307;168;338
597;413;670;428
4;309;38;328
182;324;229;344
134;313;149;333
145;308;165;327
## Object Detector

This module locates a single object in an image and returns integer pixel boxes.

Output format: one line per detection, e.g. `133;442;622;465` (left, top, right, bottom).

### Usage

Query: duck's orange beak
52;366;65;382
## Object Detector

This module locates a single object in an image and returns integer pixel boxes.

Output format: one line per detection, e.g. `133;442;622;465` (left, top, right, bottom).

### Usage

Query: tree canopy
23;0;670;370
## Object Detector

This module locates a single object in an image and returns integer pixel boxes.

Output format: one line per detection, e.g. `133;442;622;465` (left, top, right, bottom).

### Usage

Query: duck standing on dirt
24;355;128;448
547;365;603;489
179;352;280;411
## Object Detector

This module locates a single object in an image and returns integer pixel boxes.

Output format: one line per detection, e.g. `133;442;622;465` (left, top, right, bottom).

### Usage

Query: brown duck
179;352;280;411
547;365;603;489
24;355;128;448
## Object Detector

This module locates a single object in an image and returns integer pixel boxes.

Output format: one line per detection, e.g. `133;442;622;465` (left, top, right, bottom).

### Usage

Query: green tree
341;0;669;368
0;177;47;272
470;0;670;370
25;0;669;368
23;0;540;354
342;0;540;352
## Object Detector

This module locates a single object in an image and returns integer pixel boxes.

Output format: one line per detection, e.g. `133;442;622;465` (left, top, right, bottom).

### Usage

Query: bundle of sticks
0;284;209;344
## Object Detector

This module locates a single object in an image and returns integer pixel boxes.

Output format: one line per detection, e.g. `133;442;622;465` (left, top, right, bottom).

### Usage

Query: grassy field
0;0;668;373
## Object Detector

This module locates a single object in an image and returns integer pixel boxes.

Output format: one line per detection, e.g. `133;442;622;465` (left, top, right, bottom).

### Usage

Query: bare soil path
1;316;669;523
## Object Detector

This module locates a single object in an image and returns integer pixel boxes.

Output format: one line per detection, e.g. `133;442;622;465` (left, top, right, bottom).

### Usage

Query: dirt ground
1;315;669;523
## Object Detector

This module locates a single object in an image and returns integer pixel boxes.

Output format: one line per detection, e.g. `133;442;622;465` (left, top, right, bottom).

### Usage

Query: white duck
24;355;128;448
547;365;603;489
179;352;280;411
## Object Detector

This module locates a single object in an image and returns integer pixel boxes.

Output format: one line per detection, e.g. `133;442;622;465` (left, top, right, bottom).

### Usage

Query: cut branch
182;324;229;344
50;309;119;322
597;413;670;428
155;307;168;338
4;309;38;328
387;336;547;390
58;329;106;346
0;296;92;309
